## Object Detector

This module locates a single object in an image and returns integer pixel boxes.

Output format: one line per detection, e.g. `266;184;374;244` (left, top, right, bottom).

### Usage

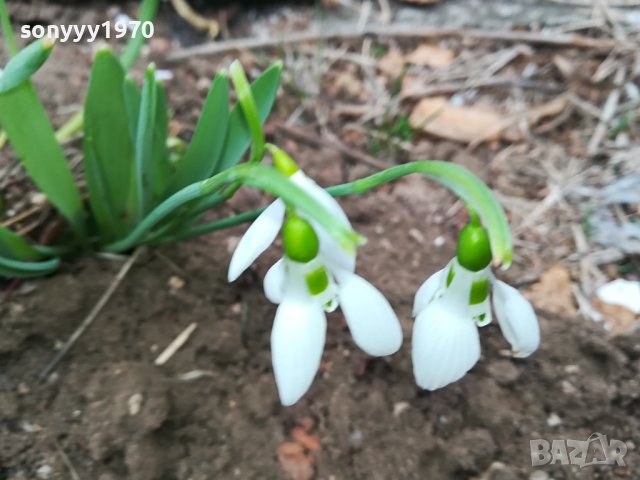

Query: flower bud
283;215;319;263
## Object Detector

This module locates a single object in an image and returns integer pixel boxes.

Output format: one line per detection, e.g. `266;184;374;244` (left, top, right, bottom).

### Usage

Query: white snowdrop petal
271;293;327;406
492;280;540;358
227;200;285;282
264;258;286;304
411;299;481;390
413;267;446;317
336;271;402;356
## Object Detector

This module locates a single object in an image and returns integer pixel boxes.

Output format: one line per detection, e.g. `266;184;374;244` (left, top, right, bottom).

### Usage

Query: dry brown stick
271;121;389;170
54;439;82;480
587;64;626;155
167;26;619;61
1;205;46;228
400;77;561;100
38;248;144;382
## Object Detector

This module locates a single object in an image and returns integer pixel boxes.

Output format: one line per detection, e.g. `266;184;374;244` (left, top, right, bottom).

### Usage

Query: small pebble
529;471;549;480
349;430;363;447
408;228;424;244
393;401;410;417
36;465;52;479
168;276;185;290
561;380;578;395
128;393;143;416
546;413;562;427
433;235;446;247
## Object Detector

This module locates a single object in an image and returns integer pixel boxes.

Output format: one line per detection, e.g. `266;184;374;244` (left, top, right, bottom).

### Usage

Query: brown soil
2;2;640;480
2;148;639;480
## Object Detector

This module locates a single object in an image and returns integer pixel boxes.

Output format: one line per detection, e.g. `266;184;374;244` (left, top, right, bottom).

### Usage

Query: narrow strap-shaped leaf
0;82;86;238
327;161;513;267
119;0;160;71
0;254;60;278
151;80;170;200
0;226;42;261
166;73;230;195
123;76;141;145
133;65;158;220
214;63;281;174
0;0;18;56
0;38;54;94
83;49;135;240
103;163;362;253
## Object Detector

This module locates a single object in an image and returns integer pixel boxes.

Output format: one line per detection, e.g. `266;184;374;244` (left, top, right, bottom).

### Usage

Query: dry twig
167;26;618;61
38;248;144;382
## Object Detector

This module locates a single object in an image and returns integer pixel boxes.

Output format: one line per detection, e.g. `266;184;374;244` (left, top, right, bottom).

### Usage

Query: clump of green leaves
0;0;514;279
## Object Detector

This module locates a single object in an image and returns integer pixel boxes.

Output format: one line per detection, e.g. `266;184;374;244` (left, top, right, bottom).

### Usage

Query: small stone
128;393;143;416
561;380;578;395
433;235;446;247
546;413;562;427
564;364;580;374
36;465;52;479
529;471;549;480
487;360;521;385
230;303;242;315
17;382;30;395
349;430;364;448
31;192;47;206
393;401;410;417
408;228;425;243
168;276;185;290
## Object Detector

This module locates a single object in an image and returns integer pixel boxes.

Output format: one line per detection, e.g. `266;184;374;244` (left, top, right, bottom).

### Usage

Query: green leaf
214;62;281;173
119;0;160;71
0;226;42;261
103;163;361;253
167;73;230;194
83;49;135;240
133;65;159;220
0;38;54;94
123;76;141;144
151;80;170;200
229;60;265;165
0;254;60;279
327;161;513;268
0;82;86;238
0;0;18;56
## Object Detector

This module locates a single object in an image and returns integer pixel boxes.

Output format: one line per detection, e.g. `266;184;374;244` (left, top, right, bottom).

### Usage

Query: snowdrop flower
412;220;539;391
228;152;402;406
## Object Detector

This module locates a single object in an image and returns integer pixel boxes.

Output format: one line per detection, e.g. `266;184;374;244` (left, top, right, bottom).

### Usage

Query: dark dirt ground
2;1;640;479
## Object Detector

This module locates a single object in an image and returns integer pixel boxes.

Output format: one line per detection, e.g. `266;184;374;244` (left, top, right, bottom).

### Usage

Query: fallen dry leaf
276;442;315;480
525;265;576;316
378;48;405;77
410;96;568;145
291;427;321;452
405;44;455;69
409;96;514;143
528;97;568;124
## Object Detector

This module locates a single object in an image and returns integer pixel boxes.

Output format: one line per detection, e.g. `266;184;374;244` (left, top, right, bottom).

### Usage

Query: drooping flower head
412;214;540;391
228;150;402;405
